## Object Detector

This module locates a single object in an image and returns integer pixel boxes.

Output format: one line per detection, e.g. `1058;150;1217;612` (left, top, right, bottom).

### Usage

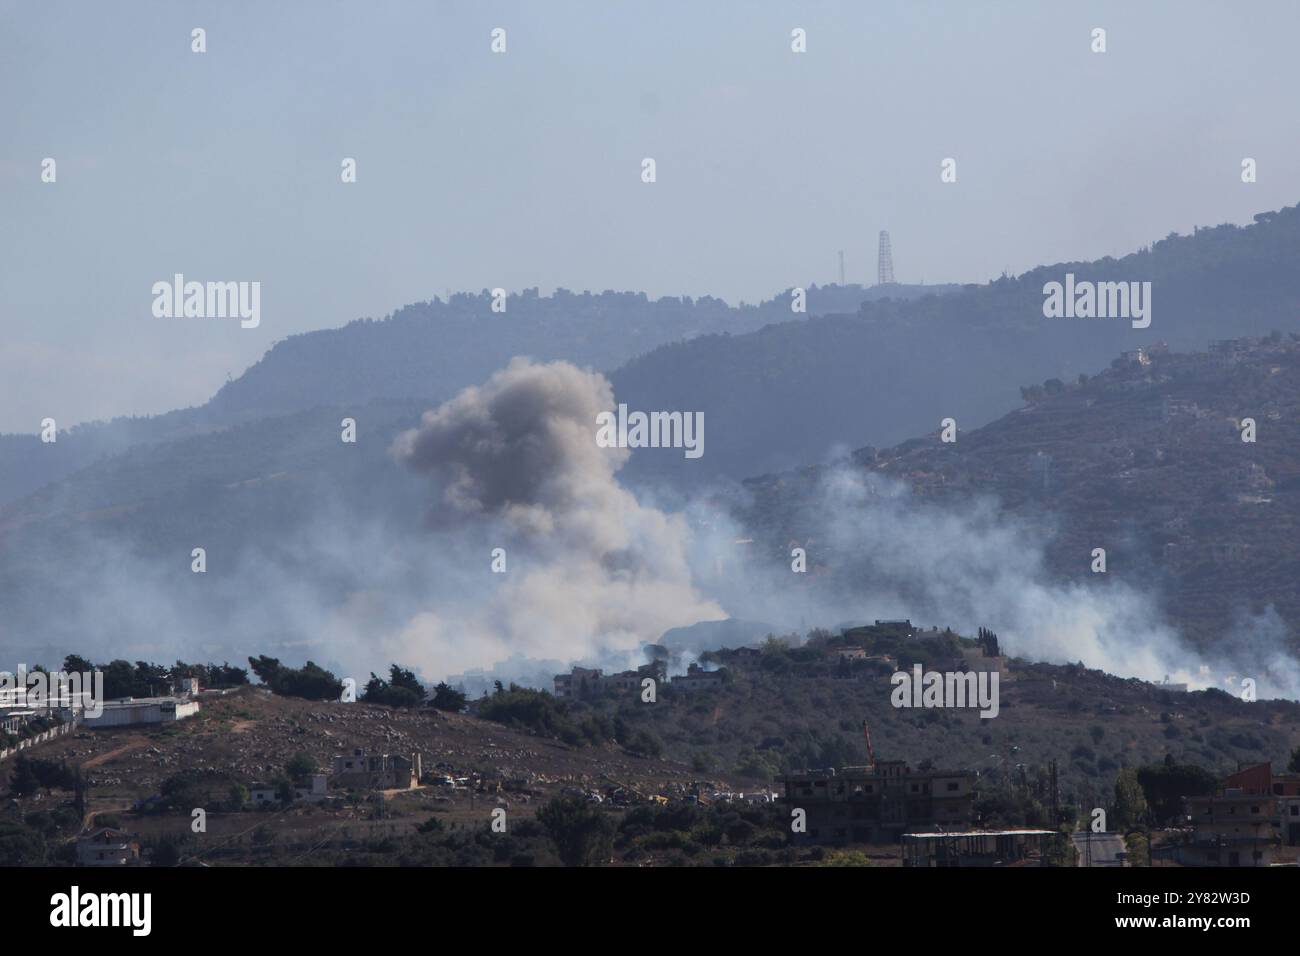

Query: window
947;782;959;792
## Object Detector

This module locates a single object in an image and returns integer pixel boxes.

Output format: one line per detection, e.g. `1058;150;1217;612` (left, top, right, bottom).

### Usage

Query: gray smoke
381;357;724;677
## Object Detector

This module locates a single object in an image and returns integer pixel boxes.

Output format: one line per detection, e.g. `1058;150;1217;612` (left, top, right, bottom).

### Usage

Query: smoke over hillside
0;357;1295;700
717;468;1300;700
375;358;724;677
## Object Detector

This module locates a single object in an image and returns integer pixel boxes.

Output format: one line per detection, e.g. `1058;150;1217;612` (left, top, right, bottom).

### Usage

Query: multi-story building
553;666;604;698
780;760;975;845
1271;770;1300;848
331;750;421;791
1178;763;1297;866
554;662;667;698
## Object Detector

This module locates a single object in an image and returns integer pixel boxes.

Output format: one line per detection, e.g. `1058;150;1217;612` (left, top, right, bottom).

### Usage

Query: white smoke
701;466;1300;699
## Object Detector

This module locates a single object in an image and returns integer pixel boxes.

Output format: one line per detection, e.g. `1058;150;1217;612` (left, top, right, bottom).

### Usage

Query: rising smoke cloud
379;357;724;678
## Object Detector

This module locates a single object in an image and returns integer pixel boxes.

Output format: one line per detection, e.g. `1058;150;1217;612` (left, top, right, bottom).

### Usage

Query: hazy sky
3;0;1298;433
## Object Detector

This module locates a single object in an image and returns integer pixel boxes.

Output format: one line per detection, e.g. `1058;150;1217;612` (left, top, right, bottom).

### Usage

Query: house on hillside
554;662;665;698
77;827;141;866
247;773;329;807
670;663;725;693
82;696;200;729
331;750;421;791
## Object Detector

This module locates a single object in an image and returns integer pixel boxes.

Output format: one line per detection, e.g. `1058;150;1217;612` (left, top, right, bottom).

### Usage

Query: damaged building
781;760;976;844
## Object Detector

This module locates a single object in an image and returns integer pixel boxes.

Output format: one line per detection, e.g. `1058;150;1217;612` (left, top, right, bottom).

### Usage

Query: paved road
1072;831;1126;866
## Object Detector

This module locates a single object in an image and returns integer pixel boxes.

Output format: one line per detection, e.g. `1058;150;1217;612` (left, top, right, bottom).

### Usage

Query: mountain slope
612;205;1300;483
737;335;1300;655
0;283;946;508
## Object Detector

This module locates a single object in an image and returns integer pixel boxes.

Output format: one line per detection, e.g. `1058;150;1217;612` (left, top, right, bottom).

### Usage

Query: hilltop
0;283;943;509
5;643;1297;866
614;204;1300;482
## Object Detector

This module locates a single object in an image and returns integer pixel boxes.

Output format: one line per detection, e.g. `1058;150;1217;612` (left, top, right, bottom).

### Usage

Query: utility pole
838;250;845;285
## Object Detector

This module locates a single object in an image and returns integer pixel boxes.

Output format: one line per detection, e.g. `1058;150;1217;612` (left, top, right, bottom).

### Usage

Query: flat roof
903;830;1055;839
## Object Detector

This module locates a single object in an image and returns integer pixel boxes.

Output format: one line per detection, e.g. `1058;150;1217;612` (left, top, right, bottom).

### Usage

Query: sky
2;0;1299;433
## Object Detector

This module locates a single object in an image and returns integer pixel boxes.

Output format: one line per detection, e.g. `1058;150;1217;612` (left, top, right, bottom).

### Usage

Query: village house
331;749;421;791
553;666;603;698
670;663;725;692
246;773;329;808
781;760;976;845
76;827;141;867
553;661;665;698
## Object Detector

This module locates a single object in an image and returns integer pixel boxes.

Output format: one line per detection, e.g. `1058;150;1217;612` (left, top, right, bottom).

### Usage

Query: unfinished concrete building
781;760;975;845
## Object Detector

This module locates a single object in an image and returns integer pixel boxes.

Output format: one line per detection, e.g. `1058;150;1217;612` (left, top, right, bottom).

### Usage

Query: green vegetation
248;656;343;701
8;756;76;797
429;682;468;712
0;821;46;866
361;664;425;708
536;795;617;866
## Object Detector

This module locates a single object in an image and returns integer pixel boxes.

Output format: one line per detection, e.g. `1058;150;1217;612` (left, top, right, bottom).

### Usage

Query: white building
82;696;200;728
77;827;141;867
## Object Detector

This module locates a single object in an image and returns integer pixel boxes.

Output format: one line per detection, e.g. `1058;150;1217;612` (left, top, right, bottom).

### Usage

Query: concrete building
247;773;328;807
670;663;724;693
82;697;200;728
1177;764;1296;866
781;761;976;845
553;666;603;698
331;749;421;790
553;662;665;698
1273;775;1300;850
77;827;141;867
248;782;279;806
1181;792;1278;866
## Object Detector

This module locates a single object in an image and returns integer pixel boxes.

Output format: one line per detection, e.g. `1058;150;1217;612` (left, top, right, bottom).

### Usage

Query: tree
1114;768;1150;830
152;838;181;867
430;683;467;713
1289;747;1300;774
286;752;318;779
361;665;424;708
227;783;249;811
537;795;615;867
9;758;38;797
62;654;92;674
387;664;425;699
0;821;45;865
1136;761;1216;824
248;656;343;701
